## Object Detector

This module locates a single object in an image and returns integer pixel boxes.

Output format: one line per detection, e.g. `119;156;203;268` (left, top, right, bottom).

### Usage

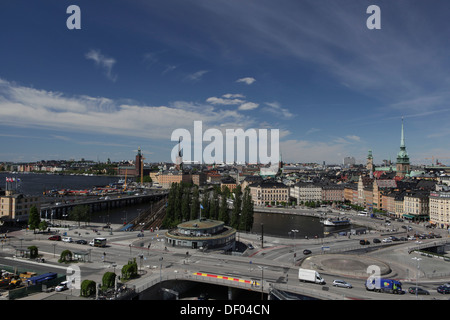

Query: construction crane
425;156;450;166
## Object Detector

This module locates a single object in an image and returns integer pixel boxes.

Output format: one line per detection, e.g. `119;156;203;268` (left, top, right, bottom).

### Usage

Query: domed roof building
165;218;236;251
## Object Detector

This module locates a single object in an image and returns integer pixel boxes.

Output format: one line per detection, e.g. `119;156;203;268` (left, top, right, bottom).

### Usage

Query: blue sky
1;0;450;165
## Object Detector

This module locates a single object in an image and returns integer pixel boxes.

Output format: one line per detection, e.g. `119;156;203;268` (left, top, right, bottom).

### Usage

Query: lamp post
291;229;298;265
257;266;267;300
412;257;422;299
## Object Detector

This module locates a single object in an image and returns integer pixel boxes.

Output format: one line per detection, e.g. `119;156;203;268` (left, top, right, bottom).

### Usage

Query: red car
48;235;61;241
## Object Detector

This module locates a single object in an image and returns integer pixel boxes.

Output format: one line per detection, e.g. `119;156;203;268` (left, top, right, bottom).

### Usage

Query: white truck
298;268;326;284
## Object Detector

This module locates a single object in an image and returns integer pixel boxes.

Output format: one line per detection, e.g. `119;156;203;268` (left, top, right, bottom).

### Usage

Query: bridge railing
131;270;344;300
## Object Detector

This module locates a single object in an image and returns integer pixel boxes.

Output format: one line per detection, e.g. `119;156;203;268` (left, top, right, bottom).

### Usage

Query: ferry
321;217;351;227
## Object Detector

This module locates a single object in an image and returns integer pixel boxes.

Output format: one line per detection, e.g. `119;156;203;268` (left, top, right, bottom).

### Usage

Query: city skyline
1;1;450;165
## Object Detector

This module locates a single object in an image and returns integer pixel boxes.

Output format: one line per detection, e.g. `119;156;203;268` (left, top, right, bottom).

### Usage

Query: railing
131;270;344;300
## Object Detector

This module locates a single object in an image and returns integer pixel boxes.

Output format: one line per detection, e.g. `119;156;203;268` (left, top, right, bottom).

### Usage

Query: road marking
193;272;259;286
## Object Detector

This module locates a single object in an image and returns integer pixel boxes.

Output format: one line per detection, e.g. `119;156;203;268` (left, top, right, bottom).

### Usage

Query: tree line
162;182;254;232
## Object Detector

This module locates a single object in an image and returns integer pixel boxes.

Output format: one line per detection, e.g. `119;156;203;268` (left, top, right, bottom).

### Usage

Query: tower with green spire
366;149;374;171
396;118;410;178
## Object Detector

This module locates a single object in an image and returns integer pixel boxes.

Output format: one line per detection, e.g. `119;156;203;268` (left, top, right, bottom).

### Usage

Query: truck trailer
365;277;403;294
298;268;326;284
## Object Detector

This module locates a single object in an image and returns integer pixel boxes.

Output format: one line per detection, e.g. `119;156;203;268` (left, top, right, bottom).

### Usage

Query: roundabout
300;254;392;278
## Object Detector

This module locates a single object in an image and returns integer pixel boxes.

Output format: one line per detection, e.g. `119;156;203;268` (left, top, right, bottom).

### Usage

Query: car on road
303;249;312;255
437;284;450;294
48;235;61;241
55;281;69;292
62;237;73;243
75;239;87;245
247;243;254;250
408;287;429;295
382;238;392;243
333;279;352;288
373;238;381;243
359;239;370;245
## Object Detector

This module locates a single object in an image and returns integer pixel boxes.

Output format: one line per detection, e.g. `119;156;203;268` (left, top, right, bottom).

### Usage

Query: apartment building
249;180;289;206
0;190;40;222
429;191;450;229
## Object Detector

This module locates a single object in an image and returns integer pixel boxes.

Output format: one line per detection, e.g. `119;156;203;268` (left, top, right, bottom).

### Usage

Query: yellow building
0;190;40;222
429;191;450;229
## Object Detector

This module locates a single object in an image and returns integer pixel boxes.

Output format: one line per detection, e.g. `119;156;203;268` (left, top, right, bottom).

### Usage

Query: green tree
209;189;219;220
240;187;254;232
218;194;229;225
121;259;138;280
69;205;90;226
28;246;39;259
102;271;116;290
200;191;210;219
59;249;73;263
80;280;96;297
181;190;191;221
190;186;200;220
38;220;48;232
28;205;40;233
231;186;242;229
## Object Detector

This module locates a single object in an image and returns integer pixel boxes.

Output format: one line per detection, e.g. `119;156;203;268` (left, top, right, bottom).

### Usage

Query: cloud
263;102;294;119
238;102;259;111
222;93;245;99
236;77;256;85
0;78;257;142
306;128;321;135
185;70;209;82
85;49;117;82
206;96;244;105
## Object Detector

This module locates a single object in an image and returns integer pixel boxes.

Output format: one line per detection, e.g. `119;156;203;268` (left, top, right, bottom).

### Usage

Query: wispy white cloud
85;49;117;82
238;102;259;111
185;70;209;82
0;78;255;142
263;102;294;119
306;128;320;135
236;77;256;85
206;96;244;105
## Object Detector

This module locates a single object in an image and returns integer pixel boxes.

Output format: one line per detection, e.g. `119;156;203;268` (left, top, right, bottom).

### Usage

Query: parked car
303;249;312;255
48;235;61;241
62;237;73;243
408;286;429;295
55;281;69;292
75;239;87;245
437;284;450;294
333;279;352;288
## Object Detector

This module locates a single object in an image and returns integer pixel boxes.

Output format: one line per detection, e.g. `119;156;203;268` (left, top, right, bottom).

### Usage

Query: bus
90;238;107;247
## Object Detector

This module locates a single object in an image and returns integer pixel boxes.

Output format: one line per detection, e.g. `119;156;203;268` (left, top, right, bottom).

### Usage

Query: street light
291;229;299;264
257;266;267;300
412;257;422;299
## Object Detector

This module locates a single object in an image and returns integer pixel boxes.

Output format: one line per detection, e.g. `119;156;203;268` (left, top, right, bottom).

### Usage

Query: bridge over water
39;191;168;221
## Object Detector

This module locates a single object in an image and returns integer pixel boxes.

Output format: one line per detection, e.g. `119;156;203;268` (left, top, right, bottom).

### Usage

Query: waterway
0;173;355;236
0;172;119;196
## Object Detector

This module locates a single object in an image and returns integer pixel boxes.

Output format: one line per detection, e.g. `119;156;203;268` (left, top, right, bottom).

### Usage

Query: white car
55;281;69;292
382;238;392;243
62;237;73;243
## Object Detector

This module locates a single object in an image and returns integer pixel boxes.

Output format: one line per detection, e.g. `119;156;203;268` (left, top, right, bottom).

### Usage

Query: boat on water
321;217;351;227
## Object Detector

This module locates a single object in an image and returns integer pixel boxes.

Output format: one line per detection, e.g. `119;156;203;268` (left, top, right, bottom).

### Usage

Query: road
2;206;450;300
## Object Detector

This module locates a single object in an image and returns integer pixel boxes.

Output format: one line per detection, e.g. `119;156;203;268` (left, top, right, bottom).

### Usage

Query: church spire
400;117;405;149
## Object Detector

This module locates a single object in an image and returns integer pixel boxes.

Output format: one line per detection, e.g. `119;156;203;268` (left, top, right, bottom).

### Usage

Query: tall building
396;119;410;178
